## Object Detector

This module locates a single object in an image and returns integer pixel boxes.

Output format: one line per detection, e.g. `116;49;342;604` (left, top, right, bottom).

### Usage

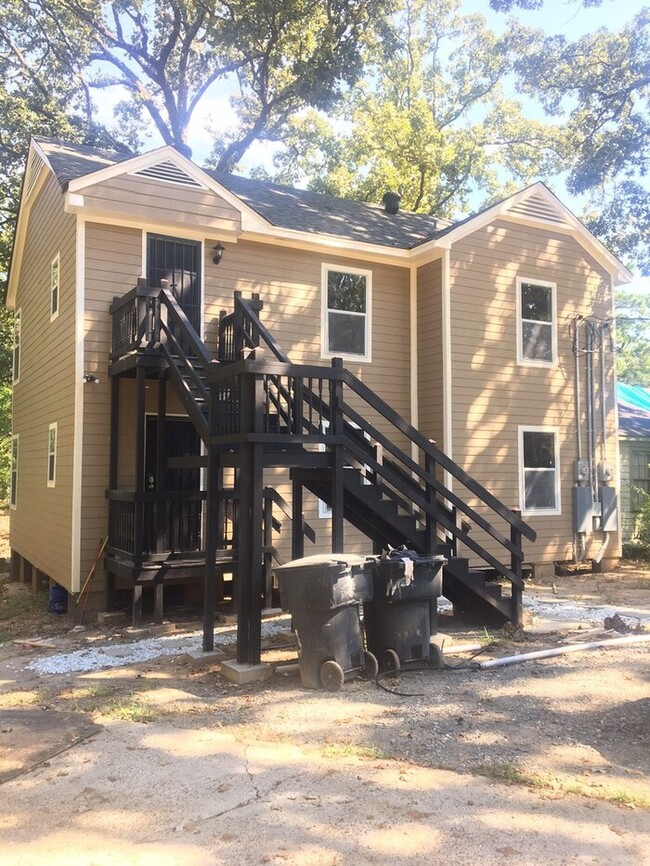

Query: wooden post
235;368;265;664
424;452;438;553
263;494;273;608
132;584;143;626
202;445;220;652
510;509;524;626
134;364;146;570
155;372;167;555
154;581;164;624
291;479;304;560
330;358;344;553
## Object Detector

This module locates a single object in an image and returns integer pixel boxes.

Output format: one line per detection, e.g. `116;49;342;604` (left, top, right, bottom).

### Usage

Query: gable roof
7;136;632;310
36;137;444;250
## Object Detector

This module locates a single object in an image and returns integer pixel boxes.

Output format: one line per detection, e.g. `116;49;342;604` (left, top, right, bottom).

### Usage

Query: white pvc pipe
474;633;650;670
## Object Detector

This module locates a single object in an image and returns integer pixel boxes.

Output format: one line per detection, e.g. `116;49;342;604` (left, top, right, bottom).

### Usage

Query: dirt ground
0;561;649;864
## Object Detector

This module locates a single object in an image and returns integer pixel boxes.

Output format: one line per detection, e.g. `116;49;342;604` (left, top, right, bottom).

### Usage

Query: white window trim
12;308;21;385
47;422;57;488
10;434;18;509
518;425;561;516
516;276;557;367
50;252;60;321
321;263;372;363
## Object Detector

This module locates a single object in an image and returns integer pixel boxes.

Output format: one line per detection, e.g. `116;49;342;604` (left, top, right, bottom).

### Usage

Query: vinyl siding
82;175;241;234
417;258;444;451
10;173;77;587
449;219;619;565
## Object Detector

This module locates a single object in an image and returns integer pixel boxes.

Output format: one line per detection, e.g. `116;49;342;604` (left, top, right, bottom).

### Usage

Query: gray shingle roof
35;137;446;250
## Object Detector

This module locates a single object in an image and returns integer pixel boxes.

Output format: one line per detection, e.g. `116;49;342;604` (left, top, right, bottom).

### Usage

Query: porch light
83;374;100;384
212;242;225;265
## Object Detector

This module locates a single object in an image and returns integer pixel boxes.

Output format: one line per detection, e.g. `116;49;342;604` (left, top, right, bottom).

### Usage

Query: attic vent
24;151;45;200
133;161;204;188
506;194;573;229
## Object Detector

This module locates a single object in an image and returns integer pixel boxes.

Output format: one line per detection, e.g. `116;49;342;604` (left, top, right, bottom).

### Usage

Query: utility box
573;485;593;534
600;487;618;533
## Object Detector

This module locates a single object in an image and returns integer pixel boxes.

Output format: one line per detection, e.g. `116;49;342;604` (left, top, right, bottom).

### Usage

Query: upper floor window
517;278;556;366
50;253;60;320
322;265;371;361
10;435;18;509
47;422;57;487
12;309;21;385
519;426;560;515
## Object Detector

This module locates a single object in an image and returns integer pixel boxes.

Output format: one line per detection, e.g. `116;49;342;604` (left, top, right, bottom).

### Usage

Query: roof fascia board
63;198;241;243
6;143;52;309
240;229;411;265
497;212;632;285
66;145;271;232
412;182;631;284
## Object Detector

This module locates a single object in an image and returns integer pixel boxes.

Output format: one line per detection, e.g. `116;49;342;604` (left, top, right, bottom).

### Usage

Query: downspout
410;264;419;465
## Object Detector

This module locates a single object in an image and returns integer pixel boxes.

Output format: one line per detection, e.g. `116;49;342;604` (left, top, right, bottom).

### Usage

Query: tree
265;0;564;215
1;0;385;169
615;289;650;386
490;2;650;273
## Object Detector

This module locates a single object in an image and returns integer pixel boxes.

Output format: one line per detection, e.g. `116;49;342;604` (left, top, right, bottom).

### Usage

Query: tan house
6;137;631;664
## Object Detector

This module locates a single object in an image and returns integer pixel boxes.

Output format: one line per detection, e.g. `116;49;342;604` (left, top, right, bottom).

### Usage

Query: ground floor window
519;426;560;515
631;447;650;512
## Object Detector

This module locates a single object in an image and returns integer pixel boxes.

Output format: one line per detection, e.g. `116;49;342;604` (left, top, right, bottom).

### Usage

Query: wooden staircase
109;284;537;661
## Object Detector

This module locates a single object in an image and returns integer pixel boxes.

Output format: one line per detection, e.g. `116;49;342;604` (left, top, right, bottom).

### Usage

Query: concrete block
96;611;128;626
182;648;227;670
220;659;274;685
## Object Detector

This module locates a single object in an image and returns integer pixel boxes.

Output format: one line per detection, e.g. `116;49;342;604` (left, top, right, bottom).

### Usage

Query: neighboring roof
35;137;444;250
618;383;650;438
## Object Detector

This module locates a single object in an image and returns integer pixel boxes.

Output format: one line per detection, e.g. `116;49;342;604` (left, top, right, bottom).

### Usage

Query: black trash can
274;554;379;690
363;550;446;671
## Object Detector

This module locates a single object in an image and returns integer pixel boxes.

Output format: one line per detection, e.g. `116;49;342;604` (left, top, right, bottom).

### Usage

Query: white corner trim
442;249;453;491
409;265;419;464
71;217;85;593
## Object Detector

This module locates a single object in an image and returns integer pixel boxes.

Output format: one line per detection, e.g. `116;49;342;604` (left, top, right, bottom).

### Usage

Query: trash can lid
274;553;374;573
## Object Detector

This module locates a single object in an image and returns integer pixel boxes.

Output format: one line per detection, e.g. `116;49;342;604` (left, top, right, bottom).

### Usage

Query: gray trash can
274;554;379;690
363;550;446;671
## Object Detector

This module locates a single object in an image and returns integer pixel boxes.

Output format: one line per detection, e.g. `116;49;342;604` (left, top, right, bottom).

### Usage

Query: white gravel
26;617;292;675
23;595;649;677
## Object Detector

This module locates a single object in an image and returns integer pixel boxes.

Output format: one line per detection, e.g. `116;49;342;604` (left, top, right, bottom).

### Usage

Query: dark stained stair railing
109;286;537;661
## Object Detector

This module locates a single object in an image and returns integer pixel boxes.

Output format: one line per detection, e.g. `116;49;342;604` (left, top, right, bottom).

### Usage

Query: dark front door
147;234;201;333
145;417;202;554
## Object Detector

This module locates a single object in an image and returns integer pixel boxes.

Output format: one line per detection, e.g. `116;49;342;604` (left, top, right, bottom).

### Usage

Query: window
12;309;21;384
322;265;371;360
10;435;18;509
519;427;560;515
47;423;57;487
517;278;556;365
50;253;60;320
631;447;650;512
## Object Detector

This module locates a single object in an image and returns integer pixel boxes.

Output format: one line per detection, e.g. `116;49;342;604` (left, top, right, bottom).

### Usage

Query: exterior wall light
212;242;225;265
83;374;100;384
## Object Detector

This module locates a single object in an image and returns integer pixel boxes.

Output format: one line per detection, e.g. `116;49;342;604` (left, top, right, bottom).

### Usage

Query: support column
203;445;220;651
291;480;304;560
236;442;264;664
330;358;344;553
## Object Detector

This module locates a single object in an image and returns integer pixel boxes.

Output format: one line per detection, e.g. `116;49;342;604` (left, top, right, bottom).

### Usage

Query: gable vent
133;160;205;188
24;151;45;201
506;193;573;229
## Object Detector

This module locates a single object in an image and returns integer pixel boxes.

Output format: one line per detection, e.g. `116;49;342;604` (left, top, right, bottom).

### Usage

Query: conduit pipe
471;633;650;670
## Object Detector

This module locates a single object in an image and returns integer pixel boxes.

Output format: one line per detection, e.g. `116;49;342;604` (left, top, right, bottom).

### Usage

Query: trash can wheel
320;659;345;691
381;648;401;673
361;650;379;680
